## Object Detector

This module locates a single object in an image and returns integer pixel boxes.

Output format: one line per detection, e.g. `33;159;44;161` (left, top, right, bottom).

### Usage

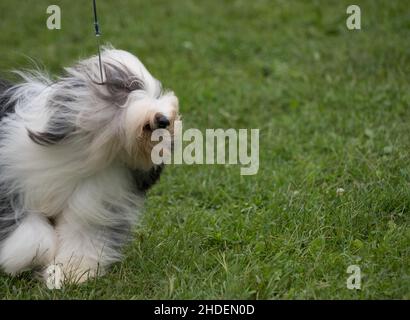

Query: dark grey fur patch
0;194;22;242
132;165;163;193
0;79;22;242
0;77;70;146
0;79;15;120
27;129;70;146
27;80;81;146
102;222;132;254
100;201;135;254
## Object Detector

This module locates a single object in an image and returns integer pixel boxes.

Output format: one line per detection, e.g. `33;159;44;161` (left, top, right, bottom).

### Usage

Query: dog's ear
91;62;145;106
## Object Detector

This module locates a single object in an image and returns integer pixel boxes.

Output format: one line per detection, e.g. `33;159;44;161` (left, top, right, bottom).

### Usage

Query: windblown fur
0;47;180;286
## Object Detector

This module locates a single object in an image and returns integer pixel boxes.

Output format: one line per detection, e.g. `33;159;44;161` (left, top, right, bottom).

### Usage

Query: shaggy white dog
0;47;180;287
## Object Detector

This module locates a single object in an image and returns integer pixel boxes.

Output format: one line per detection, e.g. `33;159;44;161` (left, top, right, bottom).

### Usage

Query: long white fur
0;47;179;286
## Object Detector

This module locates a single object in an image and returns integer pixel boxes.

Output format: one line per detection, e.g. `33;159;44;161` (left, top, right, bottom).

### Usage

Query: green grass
0;0;409;299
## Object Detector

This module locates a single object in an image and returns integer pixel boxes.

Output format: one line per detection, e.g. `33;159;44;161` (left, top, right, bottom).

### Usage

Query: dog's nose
155;114;170;129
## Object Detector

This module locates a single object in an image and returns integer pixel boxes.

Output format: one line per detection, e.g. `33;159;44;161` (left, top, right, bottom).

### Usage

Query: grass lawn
0;0;409;299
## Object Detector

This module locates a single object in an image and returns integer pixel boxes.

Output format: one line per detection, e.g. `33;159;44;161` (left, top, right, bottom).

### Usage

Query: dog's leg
0;212;57;274
42;166;137;287
46;213;122;286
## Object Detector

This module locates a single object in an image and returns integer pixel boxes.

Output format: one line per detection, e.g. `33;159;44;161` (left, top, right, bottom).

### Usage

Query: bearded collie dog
0;47;180;287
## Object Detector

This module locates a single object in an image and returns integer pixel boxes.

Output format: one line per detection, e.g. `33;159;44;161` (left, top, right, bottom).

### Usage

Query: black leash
92;0;104;83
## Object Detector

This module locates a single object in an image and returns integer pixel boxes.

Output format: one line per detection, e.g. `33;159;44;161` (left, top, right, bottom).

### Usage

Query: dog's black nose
155;114;170;129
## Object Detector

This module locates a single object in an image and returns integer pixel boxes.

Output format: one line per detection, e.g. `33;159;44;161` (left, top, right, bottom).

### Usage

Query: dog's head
29;47;180;171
